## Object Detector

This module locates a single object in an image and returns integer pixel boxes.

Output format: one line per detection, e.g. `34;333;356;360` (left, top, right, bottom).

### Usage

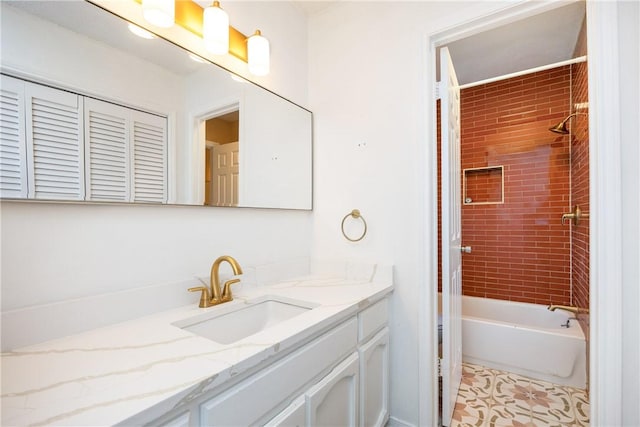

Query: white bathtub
442;295;587;388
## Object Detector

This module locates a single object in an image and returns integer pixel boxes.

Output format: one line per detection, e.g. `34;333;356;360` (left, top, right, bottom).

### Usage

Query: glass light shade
203;2;229;55
127;23;155;40
142;0;175;28
188;53;208;64
248;30;270;76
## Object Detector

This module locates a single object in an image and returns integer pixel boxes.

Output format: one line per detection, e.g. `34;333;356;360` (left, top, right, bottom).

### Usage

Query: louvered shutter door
0;75;28;198
25;82;84;200
84;98;130;202
131;110;167;203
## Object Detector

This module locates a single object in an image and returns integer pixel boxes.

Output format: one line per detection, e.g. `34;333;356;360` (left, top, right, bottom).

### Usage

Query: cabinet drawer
200;317;357;426
358;299;388;343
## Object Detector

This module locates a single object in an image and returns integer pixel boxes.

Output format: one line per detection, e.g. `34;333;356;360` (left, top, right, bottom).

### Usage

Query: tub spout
547;305;588;315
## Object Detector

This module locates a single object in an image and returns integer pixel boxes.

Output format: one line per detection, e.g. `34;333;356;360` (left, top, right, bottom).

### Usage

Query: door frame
188;99;240;205
421;1;624;425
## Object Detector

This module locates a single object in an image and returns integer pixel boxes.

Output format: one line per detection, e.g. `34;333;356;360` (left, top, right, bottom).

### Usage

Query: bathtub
441;294;587;388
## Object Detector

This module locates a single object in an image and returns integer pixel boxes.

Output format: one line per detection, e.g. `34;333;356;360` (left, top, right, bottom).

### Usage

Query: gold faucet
547;304;588;315
188;255;243;308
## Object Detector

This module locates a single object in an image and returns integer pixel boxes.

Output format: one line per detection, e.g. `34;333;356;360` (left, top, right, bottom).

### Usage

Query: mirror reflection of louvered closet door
0;75;84;200
0;74;167;203
84;98;167;204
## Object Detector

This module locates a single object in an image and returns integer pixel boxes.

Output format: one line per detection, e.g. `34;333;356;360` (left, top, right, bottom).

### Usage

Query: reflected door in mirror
206;142;238;207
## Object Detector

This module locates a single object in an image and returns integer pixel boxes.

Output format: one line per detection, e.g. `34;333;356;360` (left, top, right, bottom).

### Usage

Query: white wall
0;2;312;314
306;2;511;424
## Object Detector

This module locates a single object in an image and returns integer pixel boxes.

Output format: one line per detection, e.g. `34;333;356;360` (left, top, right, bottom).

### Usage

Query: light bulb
203;1;229;55
142;0;175;28
248;30;270;76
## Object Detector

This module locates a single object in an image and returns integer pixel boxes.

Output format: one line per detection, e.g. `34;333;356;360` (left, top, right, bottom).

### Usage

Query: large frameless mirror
0;0;312;210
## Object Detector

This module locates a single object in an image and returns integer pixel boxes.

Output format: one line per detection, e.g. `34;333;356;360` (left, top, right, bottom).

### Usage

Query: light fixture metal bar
133;0;248;62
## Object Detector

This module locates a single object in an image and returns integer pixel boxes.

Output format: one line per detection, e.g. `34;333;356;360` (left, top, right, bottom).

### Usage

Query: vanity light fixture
203;1;229;55
141;0;175;28
128;23;155;39
247;30;270;76
134;0;270;76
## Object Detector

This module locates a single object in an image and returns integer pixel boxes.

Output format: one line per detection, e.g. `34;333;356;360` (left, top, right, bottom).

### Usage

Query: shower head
549;112;587;135
549;119;571;134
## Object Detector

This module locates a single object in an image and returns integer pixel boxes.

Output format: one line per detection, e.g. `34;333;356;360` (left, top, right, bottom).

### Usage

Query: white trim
186;97;241;205
459;56;587;89
586;1;622;424
419;29;439;427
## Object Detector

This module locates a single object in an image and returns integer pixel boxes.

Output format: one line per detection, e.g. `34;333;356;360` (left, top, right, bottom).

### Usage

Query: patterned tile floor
451;363;589;427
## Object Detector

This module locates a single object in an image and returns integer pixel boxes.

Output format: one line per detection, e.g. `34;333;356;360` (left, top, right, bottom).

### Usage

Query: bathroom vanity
1;267;392;426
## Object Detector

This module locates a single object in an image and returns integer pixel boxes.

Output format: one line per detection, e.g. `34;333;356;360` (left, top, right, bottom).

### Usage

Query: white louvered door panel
131;110;167;203
25;82;84;200
84;98;130;202
0;75;27;198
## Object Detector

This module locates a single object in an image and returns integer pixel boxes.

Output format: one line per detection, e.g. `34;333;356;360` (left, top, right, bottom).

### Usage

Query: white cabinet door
0;75;28;198
359;328;389;427
264;396;306;427
306;353;359;427
130;109;167;203
25;81;84;200
84;98;130;202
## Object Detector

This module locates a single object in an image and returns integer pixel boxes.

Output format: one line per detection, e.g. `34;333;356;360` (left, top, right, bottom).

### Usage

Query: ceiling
445;1;586;85
291;1;338;16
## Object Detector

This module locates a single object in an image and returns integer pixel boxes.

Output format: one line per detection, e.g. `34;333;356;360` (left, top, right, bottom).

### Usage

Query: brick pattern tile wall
437;65;589;309
459;66;572;305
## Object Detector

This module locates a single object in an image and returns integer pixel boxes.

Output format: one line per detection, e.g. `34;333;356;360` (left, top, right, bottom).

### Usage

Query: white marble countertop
1;273;393;426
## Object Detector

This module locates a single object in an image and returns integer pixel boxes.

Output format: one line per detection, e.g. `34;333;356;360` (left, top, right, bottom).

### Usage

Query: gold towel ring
341;209;367;242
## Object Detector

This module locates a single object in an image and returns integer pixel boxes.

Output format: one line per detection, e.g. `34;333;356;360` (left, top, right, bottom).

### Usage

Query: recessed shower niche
462;166;504;205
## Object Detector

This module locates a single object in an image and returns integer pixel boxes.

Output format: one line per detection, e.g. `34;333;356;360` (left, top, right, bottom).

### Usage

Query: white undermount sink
173;296;316;344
